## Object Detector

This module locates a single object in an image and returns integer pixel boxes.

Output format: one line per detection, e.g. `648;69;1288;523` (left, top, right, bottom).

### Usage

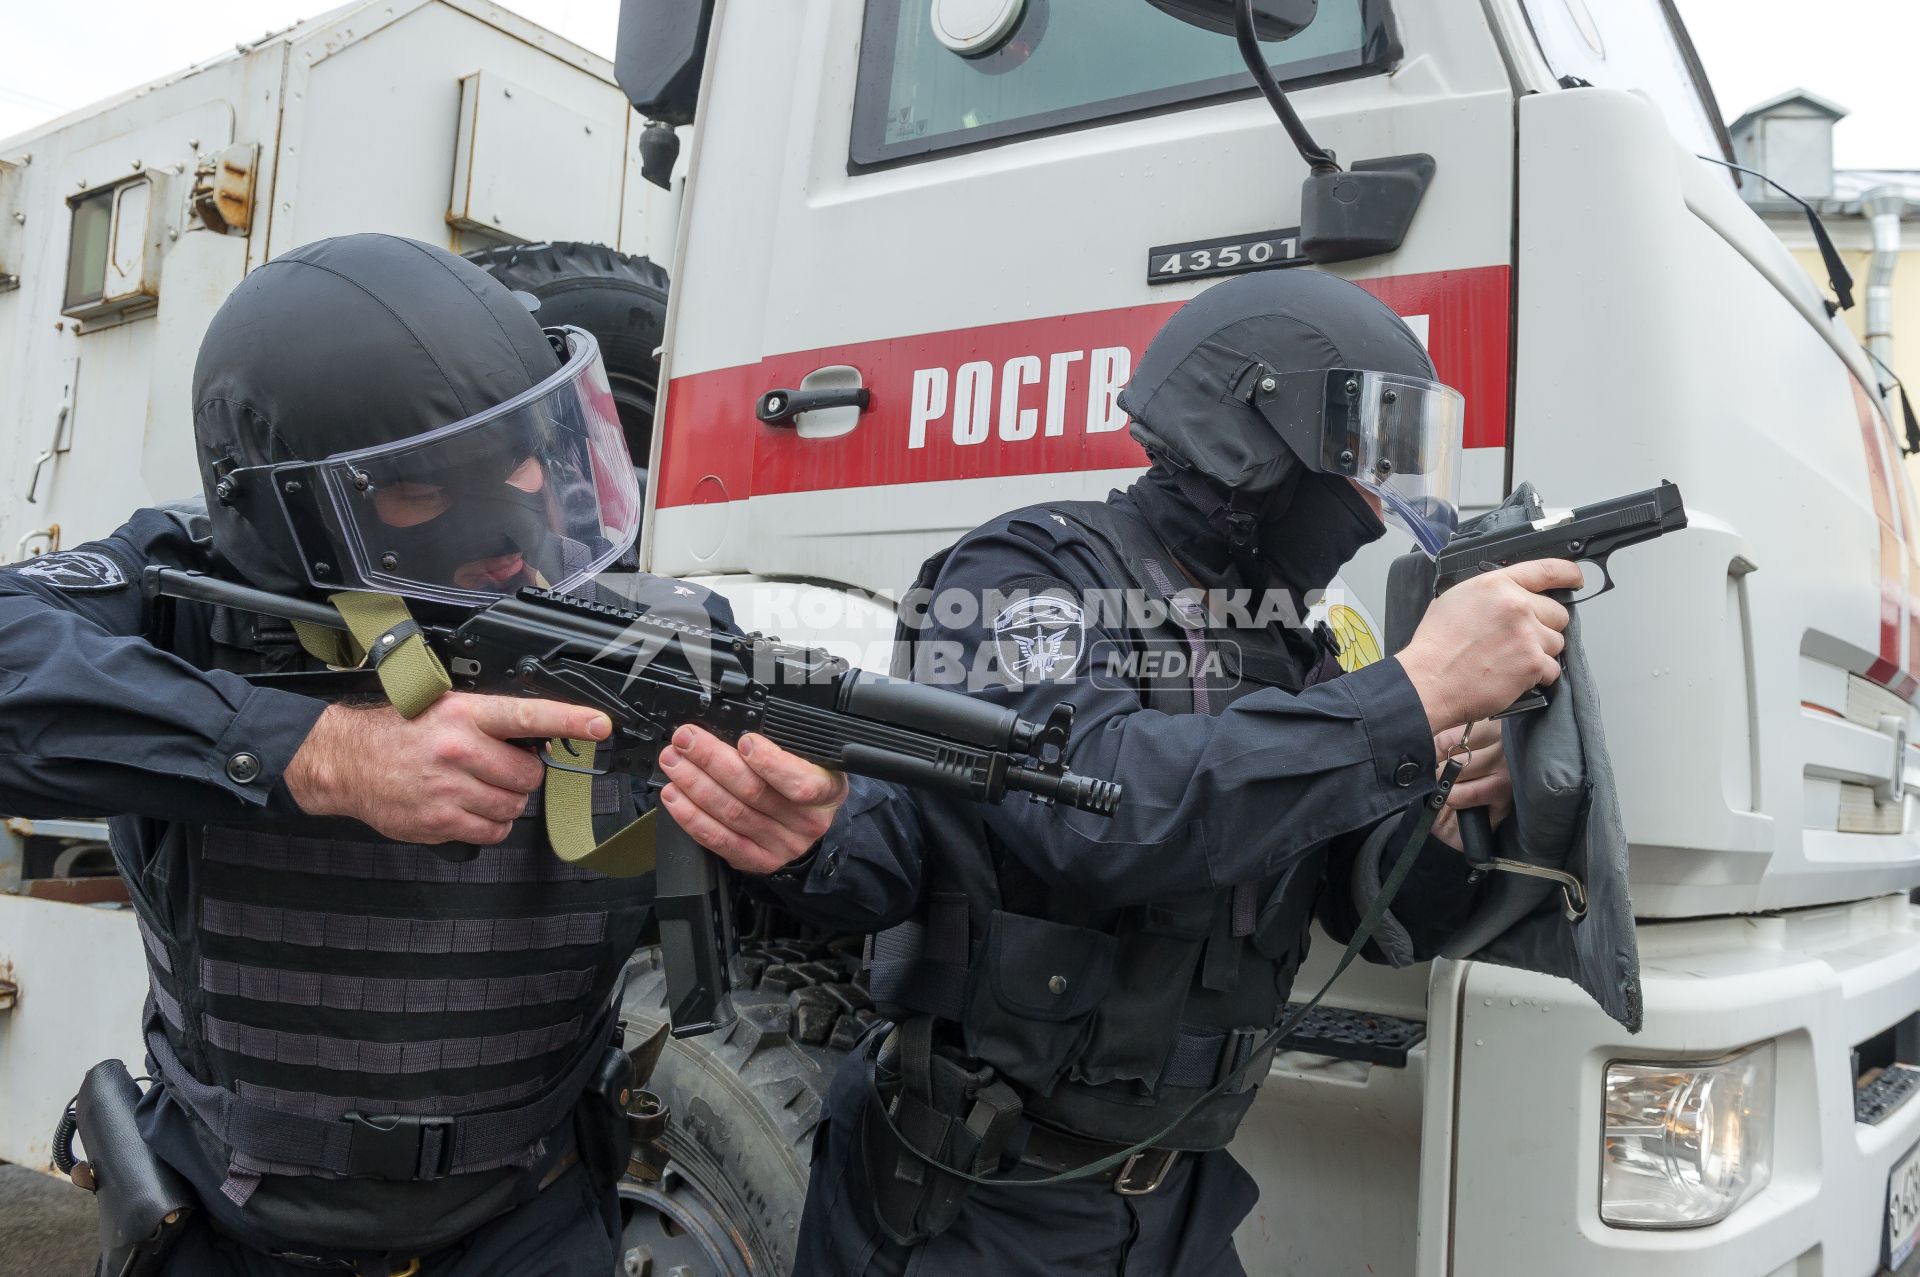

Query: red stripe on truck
1852;375;1912;692
654;266;1511;509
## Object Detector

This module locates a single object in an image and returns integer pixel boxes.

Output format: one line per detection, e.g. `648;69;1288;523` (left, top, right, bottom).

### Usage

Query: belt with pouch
1017;1122;1182;1196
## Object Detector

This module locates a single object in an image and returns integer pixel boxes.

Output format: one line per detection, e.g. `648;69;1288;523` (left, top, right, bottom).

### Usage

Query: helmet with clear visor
1245;366;1464;555
227;326;641;605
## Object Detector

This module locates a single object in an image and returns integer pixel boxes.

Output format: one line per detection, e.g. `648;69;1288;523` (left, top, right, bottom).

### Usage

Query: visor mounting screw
462;637;478;649
1345;379;1359;395
1382;389;1398;404
213;478;236;504
351;469;371;491
1259;377;1276;393
1377;459;1393;474
283;480;302;495
1338;449;1355;467
1568;539;1584;553
380;552;399;571
313;561;331;576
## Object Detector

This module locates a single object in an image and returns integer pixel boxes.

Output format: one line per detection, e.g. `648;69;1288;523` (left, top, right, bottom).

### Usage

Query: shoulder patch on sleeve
991;585;1086;684
10;549;129;592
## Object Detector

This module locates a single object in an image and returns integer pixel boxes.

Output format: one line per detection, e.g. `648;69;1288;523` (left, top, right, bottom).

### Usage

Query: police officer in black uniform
759;269;1584;1275
0;234;854;1276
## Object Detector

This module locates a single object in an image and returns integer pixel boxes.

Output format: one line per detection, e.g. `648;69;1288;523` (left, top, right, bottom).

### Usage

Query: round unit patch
992;589;1085;684
12;549;127;592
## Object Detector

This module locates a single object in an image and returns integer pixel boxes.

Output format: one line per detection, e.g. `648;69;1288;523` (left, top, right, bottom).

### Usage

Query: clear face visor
263;327;642;604
1255;368;1465;555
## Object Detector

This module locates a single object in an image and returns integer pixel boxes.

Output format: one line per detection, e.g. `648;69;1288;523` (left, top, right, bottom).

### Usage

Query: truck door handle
756;366;871;440
756;385;871;425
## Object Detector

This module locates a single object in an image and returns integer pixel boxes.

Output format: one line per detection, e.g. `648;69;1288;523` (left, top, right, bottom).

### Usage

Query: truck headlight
1601;1042;1775;1228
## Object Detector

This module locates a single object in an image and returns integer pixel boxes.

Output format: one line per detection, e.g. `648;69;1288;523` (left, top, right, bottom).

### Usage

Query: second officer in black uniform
716;268;1586;1274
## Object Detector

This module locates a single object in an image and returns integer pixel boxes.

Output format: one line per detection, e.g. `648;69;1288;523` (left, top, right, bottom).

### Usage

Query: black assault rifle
144;568;1122;1038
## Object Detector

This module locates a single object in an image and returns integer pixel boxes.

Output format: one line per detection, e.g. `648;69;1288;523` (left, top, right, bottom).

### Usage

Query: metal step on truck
5;0;1920;1273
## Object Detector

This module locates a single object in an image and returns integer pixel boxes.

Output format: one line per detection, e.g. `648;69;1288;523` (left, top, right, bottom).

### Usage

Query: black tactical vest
872;499;1344;1150
136;598;650;1204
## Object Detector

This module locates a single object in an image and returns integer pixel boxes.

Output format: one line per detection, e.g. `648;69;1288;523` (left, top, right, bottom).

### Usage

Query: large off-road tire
613;942;882;1276
463;242;669;470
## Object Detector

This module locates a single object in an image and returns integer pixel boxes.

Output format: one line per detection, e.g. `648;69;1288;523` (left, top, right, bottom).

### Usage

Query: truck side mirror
616;0;715;127
1143;0;1317;40
1158;0;1434;265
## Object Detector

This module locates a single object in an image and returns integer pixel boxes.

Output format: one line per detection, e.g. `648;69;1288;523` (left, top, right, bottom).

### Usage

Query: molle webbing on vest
235;1073;549;1122
200;1013;586;1074
142;814;647;1189
198;899;610;953
197;959;596;1015
144;1011;606;1183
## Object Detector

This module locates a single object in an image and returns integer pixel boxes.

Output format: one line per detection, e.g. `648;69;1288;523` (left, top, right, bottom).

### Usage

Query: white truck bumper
1434;894;1920;1277
1234;896;1920;1276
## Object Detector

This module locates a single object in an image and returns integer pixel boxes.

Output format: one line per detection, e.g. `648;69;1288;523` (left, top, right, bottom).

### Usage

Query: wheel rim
617;1165;755;1277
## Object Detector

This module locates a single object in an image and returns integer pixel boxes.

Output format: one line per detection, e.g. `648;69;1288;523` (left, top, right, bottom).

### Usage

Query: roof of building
1730;87;1851;136
1835;170;1920;204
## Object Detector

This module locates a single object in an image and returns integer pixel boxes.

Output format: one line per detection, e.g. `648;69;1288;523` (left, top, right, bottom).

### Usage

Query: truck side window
63;187;114;312
1517;0;1730;161
851;0;1392;167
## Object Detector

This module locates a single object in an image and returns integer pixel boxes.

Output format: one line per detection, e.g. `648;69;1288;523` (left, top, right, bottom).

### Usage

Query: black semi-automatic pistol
1425;481;1689;716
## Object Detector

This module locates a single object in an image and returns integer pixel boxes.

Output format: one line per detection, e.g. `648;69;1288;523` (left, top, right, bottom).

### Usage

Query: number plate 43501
1146;228;1308;285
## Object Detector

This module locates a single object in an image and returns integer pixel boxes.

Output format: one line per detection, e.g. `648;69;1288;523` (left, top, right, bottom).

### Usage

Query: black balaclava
1116;270;1438;596
192;234;561;595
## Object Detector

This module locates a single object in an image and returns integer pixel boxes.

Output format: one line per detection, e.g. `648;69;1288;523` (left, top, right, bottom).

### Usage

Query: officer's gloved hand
1428;720;1513;850
286;693;611;845
655;726;849;875
1395;559;1582;729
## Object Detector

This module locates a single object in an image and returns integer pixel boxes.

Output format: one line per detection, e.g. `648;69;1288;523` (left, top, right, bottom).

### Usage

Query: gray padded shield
1379;486;1643;1031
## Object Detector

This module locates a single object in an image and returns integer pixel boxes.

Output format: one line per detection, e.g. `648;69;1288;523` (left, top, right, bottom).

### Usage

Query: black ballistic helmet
193;234;640;601
1118;270;1464;553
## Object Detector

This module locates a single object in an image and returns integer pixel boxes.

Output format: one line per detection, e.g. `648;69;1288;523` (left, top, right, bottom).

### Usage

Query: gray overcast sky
1;1;1915;168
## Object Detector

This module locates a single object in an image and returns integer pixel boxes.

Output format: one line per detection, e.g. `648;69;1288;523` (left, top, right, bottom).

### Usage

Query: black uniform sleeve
755;775;927;932
1317;822;1487;962
0;510;326;823
904;524;1438;909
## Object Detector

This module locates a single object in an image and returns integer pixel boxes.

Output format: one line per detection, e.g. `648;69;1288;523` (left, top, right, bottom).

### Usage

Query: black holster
575;1023;674;1191
68;1060;196;1277
858;1018;1023;1246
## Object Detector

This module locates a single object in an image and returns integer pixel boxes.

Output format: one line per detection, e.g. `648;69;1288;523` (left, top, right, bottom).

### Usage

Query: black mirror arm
1236;0;1340;175
1697;154;1854;313
1864;348;1920;456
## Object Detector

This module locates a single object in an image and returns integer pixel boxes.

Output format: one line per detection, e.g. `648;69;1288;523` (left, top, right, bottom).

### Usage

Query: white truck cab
637;1;1920;1271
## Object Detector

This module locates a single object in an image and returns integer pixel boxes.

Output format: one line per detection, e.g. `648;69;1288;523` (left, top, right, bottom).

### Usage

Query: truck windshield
851;0;1392;167
1518;0;1731;161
